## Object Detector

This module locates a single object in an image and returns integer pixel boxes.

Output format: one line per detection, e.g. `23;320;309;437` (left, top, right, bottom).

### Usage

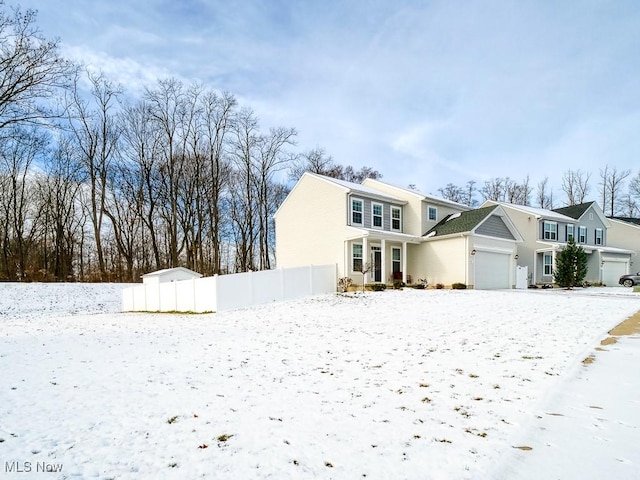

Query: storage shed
141;267;202;286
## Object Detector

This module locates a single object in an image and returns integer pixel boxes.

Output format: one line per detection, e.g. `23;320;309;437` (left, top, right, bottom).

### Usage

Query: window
428;206;437;221
352;243;363;272
372;203;383;228
543;253;553;276
578;226;587;244
595;228;603;245
351;198;363;225
391;207;401;231
566;224;574;242
543;221;557;240
392;247;401;274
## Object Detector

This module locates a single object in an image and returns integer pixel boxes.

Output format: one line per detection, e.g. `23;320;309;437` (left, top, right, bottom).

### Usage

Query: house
605;217;640;276
141;267;202;285
275;173;522;289
482;200;634;285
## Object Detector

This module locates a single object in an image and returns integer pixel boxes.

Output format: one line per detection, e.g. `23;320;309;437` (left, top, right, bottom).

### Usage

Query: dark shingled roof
424;205;498;237
552;202;595;220
610;216;640;226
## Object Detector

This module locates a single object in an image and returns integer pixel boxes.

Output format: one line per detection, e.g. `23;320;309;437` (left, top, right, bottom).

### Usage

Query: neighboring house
483;200;634;285
276;173;523;289
554;202;634;285
605;217;640;275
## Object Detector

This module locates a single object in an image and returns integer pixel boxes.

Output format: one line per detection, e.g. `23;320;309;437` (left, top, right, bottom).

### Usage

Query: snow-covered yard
1;283;639;479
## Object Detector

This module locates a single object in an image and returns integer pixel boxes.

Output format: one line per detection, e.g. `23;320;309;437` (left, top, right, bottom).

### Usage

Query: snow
1;283;639;479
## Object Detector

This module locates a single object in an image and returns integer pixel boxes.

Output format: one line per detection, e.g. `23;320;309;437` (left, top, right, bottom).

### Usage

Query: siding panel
477;216;515;240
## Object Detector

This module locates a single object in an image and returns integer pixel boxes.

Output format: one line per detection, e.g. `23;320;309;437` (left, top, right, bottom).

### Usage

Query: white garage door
602;261;627;286
475;251;511;290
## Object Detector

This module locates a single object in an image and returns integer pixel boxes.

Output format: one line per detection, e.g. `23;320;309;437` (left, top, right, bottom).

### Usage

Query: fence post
249;270;254;307
279;268;285;301
214;274;219;312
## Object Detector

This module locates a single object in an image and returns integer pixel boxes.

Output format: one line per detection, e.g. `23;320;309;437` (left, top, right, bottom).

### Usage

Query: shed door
475;251;510;290
602;261;627;286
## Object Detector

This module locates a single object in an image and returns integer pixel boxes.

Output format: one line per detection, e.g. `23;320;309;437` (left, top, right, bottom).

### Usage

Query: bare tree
67;70;122;280
0;126;48;279
536;176;554;209
35;136;84;281
289;147;381;183
561;169;591;205
438;181;477;206
199;90;235;274
119;100;163;271
145;78;186;268
289;147;335;180
599;165;631;216
0;4;76;130
480;177;507;202
230;107;259;272
254;126;296;269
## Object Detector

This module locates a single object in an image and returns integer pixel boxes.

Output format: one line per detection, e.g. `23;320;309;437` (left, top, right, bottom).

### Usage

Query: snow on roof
141;267;202;278
487;201;576;222
363;178;471;209
306;172;405;203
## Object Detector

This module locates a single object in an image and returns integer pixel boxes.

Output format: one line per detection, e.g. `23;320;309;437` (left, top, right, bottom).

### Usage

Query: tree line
0;5;382;282
438;168;640;216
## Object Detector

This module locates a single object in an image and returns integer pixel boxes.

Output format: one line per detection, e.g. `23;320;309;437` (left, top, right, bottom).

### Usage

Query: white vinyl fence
122;264;336;313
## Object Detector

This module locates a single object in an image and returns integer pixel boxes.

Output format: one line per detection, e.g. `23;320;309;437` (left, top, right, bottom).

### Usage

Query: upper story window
391;206;401;231
543;221;557;240
372;203;383;228
351;198;363;225
595;228;603;245
578;226;587;243
428;206;437;221
566;224;574;242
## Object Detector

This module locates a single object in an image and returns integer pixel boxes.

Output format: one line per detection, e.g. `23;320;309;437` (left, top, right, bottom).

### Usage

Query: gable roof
482;200;576;223
552;202;595;219
305;172;406;204
609;216;640;226
141;267;202;279
424;205;497;237
553;201;610;227
363;177;471;210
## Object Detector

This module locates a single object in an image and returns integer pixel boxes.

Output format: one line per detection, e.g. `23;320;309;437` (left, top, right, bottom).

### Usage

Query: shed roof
141;267;202;279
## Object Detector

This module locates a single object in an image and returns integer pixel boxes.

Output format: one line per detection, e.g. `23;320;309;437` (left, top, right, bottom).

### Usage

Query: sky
22;0;640;198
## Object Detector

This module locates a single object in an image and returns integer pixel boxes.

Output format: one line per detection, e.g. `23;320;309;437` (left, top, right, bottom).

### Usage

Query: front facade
276;174;522;289
277;174;639;289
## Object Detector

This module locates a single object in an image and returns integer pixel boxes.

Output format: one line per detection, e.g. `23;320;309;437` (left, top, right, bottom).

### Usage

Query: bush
451;282;467;290
413;283;426;289
393;281;405;289
367;283;387;291
435;283;444;289
553;238;587;288
337;277;352;292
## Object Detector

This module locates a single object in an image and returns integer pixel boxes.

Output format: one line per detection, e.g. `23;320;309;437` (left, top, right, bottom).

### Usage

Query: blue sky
25;0;640;199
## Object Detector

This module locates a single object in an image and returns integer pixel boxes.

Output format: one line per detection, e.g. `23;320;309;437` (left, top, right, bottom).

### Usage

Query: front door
371;246;382;282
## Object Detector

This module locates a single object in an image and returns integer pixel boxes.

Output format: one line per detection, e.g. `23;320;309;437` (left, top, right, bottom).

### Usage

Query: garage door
602;261;627;286
474;251;511;289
